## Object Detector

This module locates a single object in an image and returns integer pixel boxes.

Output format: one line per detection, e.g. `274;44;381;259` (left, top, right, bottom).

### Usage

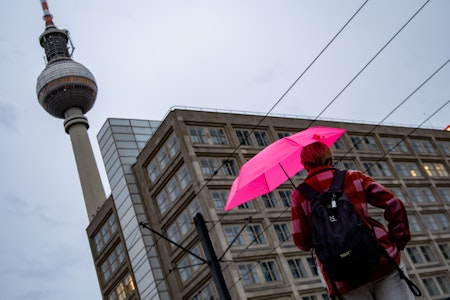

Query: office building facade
89;108;450;300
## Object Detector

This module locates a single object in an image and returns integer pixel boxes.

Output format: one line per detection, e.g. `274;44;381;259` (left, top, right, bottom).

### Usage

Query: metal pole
194;213;231;300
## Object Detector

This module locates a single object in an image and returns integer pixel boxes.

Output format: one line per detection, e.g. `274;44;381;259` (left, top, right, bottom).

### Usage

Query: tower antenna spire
40;0;54;27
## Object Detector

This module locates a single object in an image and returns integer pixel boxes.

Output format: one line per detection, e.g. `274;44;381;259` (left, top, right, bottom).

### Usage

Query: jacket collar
306;165;335;179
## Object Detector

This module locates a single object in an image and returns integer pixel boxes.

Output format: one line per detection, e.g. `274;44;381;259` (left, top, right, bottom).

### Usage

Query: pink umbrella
225;126;346;211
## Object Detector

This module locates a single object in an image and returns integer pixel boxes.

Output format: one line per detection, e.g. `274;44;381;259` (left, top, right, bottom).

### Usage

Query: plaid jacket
291;166;410;296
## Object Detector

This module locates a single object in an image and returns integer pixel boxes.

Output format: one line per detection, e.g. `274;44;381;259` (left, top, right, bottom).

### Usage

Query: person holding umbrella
291;141;415;299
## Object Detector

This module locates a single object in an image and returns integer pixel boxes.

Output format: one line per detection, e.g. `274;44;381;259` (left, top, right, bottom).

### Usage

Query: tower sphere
36;58;97;119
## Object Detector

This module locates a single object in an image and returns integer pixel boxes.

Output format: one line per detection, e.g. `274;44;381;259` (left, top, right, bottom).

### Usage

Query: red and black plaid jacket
291;166;410;296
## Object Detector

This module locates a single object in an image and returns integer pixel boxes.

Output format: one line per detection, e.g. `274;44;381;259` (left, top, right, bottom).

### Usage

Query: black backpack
296;169;379;282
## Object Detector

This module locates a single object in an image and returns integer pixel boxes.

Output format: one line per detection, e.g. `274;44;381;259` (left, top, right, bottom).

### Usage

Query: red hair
301;141;333;171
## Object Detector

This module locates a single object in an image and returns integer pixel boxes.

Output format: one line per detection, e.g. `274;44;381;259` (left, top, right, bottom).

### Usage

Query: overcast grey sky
0;1;449;299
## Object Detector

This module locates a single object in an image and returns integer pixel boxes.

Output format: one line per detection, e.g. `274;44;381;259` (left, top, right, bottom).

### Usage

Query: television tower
36;0;105;221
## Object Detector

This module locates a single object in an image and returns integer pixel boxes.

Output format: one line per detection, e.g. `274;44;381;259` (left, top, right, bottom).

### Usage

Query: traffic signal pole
194;213;231;300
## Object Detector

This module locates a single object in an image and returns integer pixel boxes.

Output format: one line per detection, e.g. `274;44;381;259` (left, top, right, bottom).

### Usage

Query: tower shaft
64;108;106;220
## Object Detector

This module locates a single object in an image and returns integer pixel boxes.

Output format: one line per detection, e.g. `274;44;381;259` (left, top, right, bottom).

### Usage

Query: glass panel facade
97;119;166;299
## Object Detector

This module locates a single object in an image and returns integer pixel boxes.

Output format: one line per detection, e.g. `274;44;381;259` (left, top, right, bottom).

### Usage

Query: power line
202;0;370;233
306;0;431;128
265;0;369;117
132;0;442;296
339;58;449;161
208;0;431;253
362;98;449;175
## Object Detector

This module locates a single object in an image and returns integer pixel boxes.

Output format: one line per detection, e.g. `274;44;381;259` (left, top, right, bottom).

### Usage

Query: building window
406;245;437;264
94;214;118;253
393;162;423;178
177;245;203;283
410;139;436;155
437;140;450;155
438;243;450;260
167;223;181;244
156;164;192;213
331;137;347;151
362;161;392;177
147;161;159;182
211;190;228;210
107;274;136;300
224;225;245;246
334;159;357;170
222;159;239;176
177;165;191;189
156;190;170;214
146;134;180;183
260;261;280;282
238;201;253;209
277;132;291;139
166;198;201;247
422;275;450;298
254;131;270;146
189;126;228;145
247;225;267;244
200;158;217;176
193;283;214;300
287;256;319;279
237;261;281;285
278;190;292;207
381;137;409;154
287;258;308;279
437;187;450;204
423;162;448;177
238;263;260;285
407;187;437;204
349;135;379;152
157;148;169;170
199;157;238;177
422;213;449;231
261;190;292;209
101;242;126;282
306;257;319;276
166;177;180;201
224;223;267;247
167;134;180;156
262;192;279;208
209;128;227;145
189;127;208;144
274;223;292;243
236;130;253;146
236;129;271;147
408;215;422;233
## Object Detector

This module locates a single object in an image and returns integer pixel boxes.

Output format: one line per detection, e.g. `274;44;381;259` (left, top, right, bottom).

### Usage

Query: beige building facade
89;108;450;300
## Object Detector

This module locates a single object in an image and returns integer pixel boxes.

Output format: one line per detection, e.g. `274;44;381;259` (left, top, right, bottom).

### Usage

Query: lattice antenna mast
39;0;75;61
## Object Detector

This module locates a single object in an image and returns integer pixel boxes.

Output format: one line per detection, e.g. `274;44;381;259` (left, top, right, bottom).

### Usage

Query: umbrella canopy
225;126;346;211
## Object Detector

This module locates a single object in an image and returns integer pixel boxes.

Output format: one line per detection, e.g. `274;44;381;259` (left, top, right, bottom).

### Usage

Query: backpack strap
328;169;347;192
296;169;347;200
296;181;318;201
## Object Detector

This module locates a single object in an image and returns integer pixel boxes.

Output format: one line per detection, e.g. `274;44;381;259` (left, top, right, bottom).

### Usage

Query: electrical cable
136;0;442;296
305;0;431;128
201;0;370;232
338;58;449;161
363;98;449;175
206;1;438;293
207;0;431;261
